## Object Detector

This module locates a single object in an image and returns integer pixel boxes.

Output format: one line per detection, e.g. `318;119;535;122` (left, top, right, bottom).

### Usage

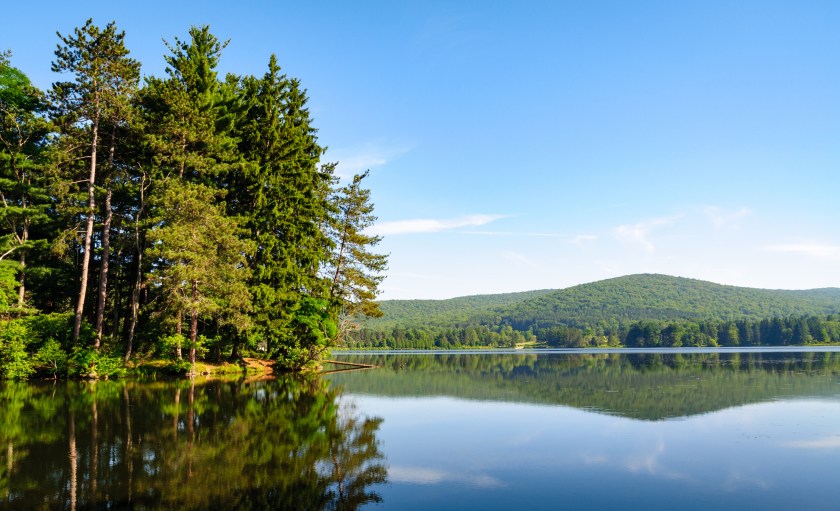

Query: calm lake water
2;349;840;510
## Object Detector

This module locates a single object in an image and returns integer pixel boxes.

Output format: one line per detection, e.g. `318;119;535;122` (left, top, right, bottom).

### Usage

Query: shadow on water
0;375;386;511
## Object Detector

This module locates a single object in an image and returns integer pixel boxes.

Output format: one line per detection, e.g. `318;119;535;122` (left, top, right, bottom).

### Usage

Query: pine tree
147;179;252;370
50;19;140;347
139;26;238;351
0;52;52;313
233;54;336;365
328;170;388;341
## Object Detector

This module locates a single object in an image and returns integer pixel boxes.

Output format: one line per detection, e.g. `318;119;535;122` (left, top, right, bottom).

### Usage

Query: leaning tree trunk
72;105;100;345
17;245;25;307
94;125;117;348
94;186;112;349
125;174;146;361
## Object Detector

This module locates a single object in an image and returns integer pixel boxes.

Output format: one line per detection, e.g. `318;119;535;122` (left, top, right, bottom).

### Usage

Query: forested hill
354;275;840;349
497;274;840;329
367;289;555;330
369;274;840;331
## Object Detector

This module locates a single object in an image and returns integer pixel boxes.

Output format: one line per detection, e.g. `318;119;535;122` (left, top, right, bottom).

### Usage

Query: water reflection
329;351;840;419
3;352;840;511
0;376;386;510
327;351;840;511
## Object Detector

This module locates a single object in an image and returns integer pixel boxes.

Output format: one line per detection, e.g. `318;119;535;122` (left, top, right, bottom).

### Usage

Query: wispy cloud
330;141;412;178
388;465;505;488
460;230;564;237
368;214;506;236
613;216;678;253
765;244;840;261
783;436;840;449
704;206;751;227
501;251;539;268
572;234;598;245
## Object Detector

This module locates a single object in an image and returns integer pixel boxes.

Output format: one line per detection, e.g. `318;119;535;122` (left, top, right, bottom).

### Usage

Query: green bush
35;339;68;377
157;333;185;360
68;348;127;379
23;312;85;351
0;320;34;379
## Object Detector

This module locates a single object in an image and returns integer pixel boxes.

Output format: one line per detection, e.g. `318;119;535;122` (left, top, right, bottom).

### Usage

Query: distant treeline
349;314;840;349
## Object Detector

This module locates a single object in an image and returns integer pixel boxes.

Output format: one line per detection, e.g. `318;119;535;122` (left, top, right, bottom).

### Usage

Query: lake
2;349;839;510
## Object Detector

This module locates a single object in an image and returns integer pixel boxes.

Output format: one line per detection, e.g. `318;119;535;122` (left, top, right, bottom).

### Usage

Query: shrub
68;348;127;379
35;339;68;378
0;320;34;379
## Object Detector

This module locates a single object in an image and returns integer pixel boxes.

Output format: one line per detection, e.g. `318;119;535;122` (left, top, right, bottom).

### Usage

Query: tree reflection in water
0;375;387;510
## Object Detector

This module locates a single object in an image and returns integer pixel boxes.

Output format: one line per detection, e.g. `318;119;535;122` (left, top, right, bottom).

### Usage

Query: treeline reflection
329;352;840;420
0;377;386;510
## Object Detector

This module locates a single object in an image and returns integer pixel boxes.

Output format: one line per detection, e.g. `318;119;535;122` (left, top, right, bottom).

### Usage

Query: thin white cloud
613;216;678;253
501;251;539;268
572;234;598;245
368;214;505;236
388;465;505;488
704;206;751;227
765;244;840;261
783;436;840;449
581;453;609;465
330;140;412;178
460;230;565;237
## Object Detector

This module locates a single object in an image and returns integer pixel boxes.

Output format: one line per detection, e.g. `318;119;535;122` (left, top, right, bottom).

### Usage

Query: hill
353;275;840;349
497;274;840;329
366;289;555;330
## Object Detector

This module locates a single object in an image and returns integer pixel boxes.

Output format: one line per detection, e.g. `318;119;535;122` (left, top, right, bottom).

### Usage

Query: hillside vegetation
354;274;840;349
366;289;554;329
498;274;840;329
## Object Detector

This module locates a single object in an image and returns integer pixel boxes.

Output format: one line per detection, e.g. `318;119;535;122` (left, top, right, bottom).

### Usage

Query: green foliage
34;339;68;377
0;260;19;311
157;333;186;359
354;275;840;349
0;320;33;379
498;274;840;328
166;358;193;375
147;180;253;335
275;297;338;371
330;352;840;420
24;312;87;350
232;54;335;358
0;23;387;372
328;171;388;329
0;376;385;509
68;347;127;378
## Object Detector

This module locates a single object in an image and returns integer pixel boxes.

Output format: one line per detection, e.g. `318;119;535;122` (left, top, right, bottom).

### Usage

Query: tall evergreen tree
139;26;237;349
234;55;336;365
50;19;140;347
328;170;388;340
147;179;252;370
0;52;52;312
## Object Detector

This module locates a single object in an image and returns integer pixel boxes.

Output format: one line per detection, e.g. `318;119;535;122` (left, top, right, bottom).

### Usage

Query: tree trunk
94;186;112;348
189;279;198;370
173;387;180;435
94;124;117;348
329;222;349;299
17;248;25;307
124;386;133;506
90;396;99;502
5;439;12;503
72;107;99;346
69;411;78;511
125;174;145;361
176;310;183;360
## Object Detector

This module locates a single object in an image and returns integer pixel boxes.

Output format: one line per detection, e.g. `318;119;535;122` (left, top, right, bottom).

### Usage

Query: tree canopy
0;21;387;378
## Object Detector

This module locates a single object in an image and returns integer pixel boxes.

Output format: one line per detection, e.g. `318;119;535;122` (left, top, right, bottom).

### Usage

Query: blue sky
4;1;840;298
